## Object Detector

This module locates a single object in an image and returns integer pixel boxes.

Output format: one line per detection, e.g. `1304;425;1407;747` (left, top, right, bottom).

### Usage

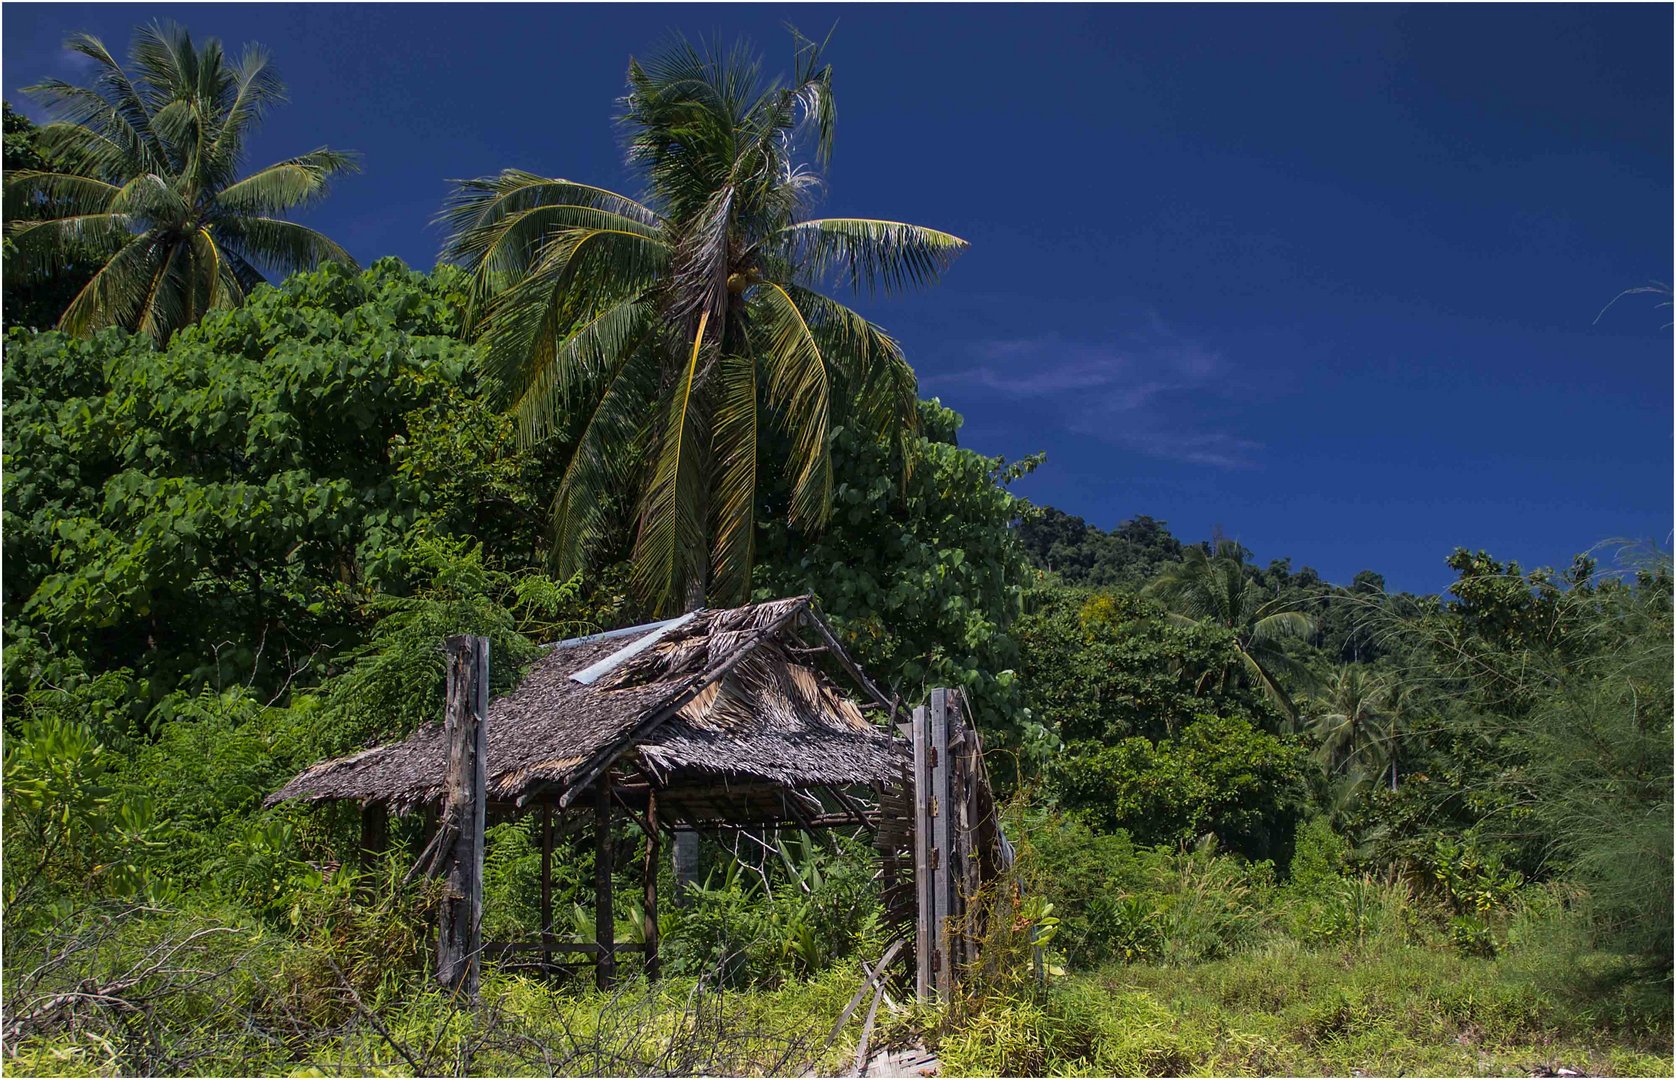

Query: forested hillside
2;24;1670;1079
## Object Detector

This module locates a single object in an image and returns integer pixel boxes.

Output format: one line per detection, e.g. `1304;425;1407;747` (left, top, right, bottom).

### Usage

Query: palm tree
5;22;357;343
1145;539;1315;721
1310;665;1388;775
441;34;966;615
1309;665;1411;790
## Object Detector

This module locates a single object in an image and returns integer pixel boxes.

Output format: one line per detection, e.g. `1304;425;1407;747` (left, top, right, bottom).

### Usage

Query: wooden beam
799;607;895;711
826;785;879;832
434;635;488;1000
594;779;615;990
780;789;826;836
642;791;661;981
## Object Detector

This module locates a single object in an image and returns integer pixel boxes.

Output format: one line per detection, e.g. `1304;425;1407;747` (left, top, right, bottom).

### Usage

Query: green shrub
661;834;883;987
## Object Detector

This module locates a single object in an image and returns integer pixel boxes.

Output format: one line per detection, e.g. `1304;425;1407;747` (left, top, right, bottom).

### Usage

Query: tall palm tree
5;22;357;343
1310;665;1388;775
441;34;967;615
1309;665;1411;790
1145;539;1315;721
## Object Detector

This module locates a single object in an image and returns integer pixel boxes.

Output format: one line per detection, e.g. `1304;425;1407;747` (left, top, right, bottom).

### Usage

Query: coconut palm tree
441;34;967;615
1310;665;1389;775
1309;665;1411;790
1145;539;1315;721
5;22;357;343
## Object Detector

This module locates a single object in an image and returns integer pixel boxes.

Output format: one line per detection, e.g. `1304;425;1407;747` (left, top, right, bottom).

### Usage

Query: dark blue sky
7;3;1670;593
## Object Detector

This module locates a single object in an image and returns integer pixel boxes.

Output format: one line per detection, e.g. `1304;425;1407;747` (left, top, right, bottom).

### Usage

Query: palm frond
215;149;359;213
6;213;135;279
472;226;668;421
708;350;759;603
786;284;920;481
669;184;733;326
632;312;713;614
215;216;355;278
781;218;967;295
549;345;662;580
1250;609;1315;644
439;171;659;268
209;42;287;169
58;232;165;337
751;282;831;530
186;226;248;320
499;297;654;445
55;33;165;165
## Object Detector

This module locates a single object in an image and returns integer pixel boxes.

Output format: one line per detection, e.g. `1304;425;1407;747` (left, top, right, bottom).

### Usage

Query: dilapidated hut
269;595;911;986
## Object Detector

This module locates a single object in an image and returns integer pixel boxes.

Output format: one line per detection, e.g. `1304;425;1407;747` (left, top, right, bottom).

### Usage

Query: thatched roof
268;596;904;818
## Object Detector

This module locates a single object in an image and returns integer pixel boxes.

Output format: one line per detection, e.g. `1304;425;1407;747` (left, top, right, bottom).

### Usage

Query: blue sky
6;3;1670;593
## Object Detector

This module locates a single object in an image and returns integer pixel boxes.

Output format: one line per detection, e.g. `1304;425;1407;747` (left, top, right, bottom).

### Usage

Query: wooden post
594;779;615;990
360;801;388;870
929;688;954;1001
948;694;982;975
672;828;699;905
435;635;489;999
540;802;554;969
911;704;933;1001
642;792;661;981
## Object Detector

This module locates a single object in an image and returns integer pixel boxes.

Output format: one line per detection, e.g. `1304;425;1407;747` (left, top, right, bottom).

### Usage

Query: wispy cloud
936;323;1262;468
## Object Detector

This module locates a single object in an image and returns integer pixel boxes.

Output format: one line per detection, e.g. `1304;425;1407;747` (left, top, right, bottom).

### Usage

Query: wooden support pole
435;635;488;1000
642;792;660;981
930;688;954;1001
360;801;388;870
594;779;615;990
911;703;932;1002
540;802;554;968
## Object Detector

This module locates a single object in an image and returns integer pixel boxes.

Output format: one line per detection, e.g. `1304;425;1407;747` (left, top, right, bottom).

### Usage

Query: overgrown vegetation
3;22;1669;1079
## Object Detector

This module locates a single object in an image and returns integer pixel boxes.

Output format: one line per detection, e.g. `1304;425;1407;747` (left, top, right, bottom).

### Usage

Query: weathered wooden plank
435;635;488;999
911;704;932;1001
930;688;953;1001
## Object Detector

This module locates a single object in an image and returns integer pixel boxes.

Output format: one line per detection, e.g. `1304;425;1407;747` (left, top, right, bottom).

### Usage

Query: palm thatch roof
267;596;905;822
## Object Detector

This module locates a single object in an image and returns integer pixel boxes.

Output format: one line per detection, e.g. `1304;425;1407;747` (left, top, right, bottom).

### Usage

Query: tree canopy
4;22;357;342
441;33;966;614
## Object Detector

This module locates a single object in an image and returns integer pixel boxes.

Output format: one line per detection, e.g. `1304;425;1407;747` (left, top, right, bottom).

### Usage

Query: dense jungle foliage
2;28;1671;1079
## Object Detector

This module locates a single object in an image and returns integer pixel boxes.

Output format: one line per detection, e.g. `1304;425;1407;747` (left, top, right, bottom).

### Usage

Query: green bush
1015;810;1279;970
1050;713;1312;864
661;834;884;988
